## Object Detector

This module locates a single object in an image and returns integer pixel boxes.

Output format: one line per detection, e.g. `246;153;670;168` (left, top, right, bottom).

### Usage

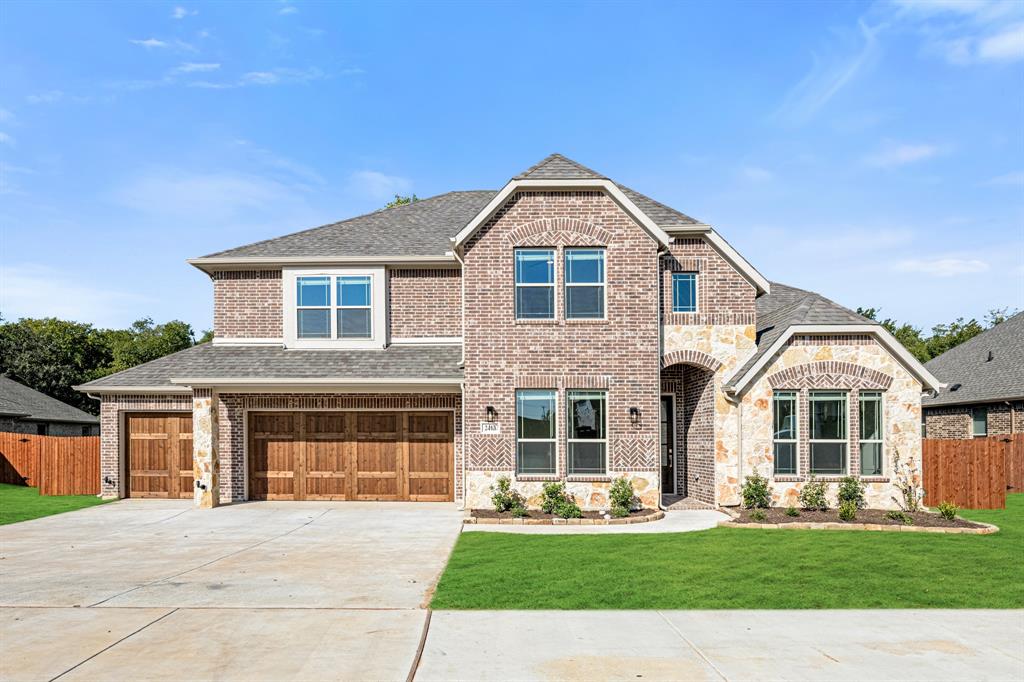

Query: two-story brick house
77;154;943;510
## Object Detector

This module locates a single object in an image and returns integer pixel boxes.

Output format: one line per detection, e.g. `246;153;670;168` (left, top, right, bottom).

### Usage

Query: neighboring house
76;154;942;509
0;375;100;436
923;311;1024;439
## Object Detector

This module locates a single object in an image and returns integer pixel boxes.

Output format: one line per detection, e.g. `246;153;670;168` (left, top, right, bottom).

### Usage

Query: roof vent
949;383;962;392
986;350;994;362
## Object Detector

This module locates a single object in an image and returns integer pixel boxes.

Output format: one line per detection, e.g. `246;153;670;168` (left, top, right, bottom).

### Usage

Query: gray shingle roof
923;311;1024;406
203;191;496;259
76;343;463;389
200;154;701;261
0;376;99;424
725;283;878;390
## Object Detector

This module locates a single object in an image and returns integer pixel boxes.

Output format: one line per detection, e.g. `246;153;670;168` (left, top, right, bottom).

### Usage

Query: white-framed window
859;392;883;476
564;248;605;319
672;272;697;313
772;391;798;475
515;249;555;320
284;267;386;349
516;389;557;475
567;390;607;475
972;406;988;437
809;391;847;475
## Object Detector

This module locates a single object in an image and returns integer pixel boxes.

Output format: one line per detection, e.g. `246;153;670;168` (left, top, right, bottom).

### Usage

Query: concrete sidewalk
417;609;1024;682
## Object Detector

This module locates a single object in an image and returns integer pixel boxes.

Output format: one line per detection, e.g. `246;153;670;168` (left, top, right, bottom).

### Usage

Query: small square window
672;273;697;313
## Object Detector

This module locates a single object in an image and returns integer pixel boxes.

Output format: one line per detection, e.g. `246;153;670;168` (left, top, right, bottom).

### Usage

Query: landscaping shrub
749;509;767;522
892;450;923;512
798;476;829;511
541;482;568;514
609;477;637;516
555;499;583;519
510;502;528;518
885;510;913;525
838;499;858;521
785;506;800;517
741;473;772;509
837;475;866;509
938;500;959;521
490;476;526;513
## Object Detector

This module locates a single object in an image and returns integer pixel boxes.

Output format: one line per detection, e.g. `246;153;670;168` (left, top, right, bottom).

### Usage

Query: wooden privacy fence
0;433;100;496
923;434;1024;509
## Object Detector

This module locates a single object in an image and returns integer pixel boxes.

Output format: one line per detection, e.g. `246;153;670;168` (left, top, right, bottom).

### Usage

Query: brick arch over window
505;218;613;247
661;350;723;373
767;361;893;390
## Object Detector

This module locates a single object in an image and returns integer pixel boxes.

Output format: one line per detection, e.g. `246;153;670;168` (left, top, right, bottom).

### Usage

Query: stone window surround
767;361;894;483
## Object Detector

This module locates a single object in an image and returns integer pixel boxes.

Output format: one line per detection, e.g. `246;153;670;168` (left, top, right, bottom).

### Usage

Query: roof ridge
200;190;496;259
514;153;606;180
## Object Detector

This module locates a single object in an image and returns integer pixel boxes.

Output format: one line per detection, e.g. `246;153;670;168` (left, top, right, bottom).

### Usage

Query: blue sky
1;0;1021;334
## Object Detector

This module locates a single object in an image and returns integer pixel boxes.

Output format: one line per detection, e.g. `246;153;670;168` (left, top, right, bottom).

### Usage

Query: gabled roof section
0;375;99;424
923;311;1024;406
514;153;607;180
724;283;942;395
190;190;496;268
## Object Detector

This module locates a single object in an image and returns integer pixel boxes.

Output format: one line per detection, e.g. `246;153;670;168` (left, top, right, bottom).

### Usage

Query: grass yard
0;483;109;525
431;494;1024;609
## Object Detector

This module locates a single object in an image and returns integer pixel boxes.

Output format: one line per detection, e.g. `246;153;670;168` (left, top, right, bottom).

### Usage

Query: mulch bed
471;508;659;521
733;507;986;529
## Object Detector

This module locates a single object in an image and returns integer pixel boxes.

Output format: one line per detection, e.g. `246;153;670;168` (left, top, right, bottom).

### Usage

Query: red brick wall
924;402;1023;439
212;270;282;339
387;268;462;338
462;190;661;481
661;237;756;325
680;365;716;503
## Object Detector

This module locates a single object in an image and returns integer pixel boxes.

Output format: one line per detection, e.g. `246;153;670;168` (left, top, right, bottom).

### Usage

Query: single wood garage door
248;411;453;502
125;413;194;498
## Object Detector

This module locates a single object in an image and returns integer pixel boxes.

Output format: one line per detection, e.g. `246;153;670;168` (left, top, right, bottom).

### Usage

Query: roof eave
664;226;771;295
73;384;191;395
923;394;1024;408
187;254;459;274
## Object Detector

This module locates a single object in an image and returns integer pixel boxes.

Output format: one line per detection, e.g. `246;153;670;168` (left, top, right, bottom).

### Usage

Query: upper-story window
672;272;697;313
515;249;555;320
285;267;385;349
564;248;606;319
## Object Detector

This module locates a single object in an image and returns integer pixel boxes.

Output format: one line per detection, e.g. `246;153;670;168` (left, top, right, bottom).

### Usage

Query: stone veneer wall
387;268;462;338
99;393;192;498
737;336;923;510
462;190;662;510
212;270;283;339
924;401;1022;439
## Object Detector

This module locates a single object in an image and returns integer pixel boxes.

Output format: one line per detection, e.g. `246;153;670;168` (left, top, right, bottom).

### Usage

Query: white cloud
0;264;152;326
0;132;14;146
171;6;197;19
977;23;1024;61
26;90;63;104
886;0;1024;64
242;71;279;85
130;38;196;52
775;19;881;124
171;62;220;74
191;67;325;89
279;5;298;15
863;142;940;168
893;257;990;276
985;170;1024;186
739;165;774;182
0;108;12;123
347;170;411;201
130;38;169;48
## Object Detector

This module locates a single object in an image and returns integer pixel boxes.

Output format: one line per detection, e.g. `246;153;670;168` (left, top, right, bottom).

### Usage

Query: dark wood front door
660;396;675;493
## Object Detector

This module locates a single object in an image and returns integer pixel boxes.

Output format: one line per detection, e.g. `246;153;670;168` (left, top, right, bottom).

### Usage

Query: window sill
515;475;560;482
566;475;611;483
773;475;891;484
859;477;890;483
565;318;609;325
514;319;558;326
773;475;804;483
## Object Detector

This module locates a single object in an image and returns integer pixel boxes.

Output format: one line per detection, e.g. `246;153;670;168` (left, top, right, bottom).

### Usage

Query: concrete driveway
0;499;462;681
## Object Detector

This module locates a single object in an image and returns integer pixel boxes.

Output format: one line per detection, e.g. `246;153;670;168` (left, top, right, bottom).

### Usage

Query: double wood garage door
125;413;194;498
249;411;453;502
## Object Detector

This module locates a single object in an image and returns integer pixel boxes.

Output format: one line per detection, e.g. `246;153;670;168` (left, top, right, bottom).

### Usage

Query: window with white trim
516;389;557;475
336;276;372;338
672;272;697;313
567;390;607;475
515;249;555;320
972;406;988;437
564;248;605;319
296;276;331;339
772;391;798;475
809;391;847;474
295;275;373;339
859;392;883;476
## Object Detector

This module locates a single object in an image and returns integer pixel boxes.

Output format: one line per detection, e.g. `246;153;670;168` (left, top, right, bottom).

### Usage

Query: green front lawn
0;483;110;525
431;494;1024;609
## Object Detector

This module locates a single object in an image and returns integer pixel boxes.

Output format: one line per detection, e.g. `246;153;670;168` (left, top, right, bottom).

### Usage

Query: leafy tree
385;194;418;208
856;307;1016;363
196;329;215;344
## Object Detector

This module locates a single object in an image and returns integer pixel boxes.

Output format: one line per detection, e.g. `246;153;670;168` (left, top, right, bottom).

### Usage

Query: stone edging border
717;519;999;535
464;510;665;526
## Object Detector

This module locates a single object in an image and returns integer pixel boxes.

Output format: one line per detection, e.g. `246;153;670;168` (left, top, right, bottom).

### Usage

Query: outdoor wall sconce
195;480;207;491
486;405;497;422
629;407;640;424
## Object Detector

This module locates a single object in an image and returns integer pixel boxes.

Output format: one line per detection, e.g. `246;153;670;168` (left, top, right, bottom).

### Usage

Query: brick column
192;388;220;508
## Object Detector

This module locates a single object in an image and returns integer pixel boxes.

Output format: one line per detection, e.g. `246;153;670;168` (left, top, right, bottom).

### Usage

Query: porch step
661;495;716;511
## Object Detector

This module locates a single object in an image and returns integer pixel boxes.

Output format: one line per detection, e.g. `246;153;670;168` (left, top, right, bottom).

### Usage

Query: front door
660;396;675;493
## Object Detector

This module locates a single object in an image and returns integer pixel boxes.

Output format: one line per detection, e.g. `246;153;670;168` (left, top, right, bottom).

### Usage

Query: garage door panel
126;413;193;499
248;410;452;502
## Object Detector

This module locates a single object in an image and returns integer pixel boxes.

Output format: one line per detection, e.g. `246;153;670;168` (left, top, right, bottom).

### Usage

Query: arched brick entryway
660;357;717;505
